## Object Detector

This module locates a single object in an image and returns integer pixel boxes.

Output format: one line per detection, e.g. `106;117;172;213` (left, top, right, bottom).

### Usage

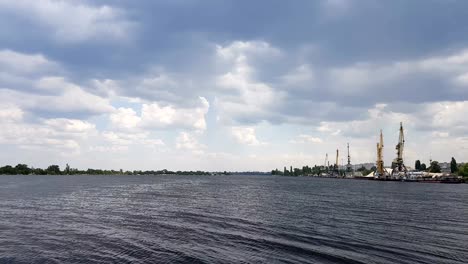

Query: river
0;174;467;263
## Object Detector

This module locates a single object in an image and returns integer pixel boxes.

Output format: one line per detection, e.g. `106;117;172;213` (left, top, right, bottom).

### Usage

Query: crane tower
324;153;328;173
335;149;339;168
392;122;407;173
376;129;385;177
347;143;352;172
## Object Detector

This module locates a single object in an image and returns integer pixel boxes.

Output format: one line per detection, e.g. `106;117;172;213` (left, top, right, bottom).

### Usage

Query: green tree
33;168;46;175
0;165;15;174
429;161;441;173
65;163;71;175
46;165;61;175
15;164;31;175
450;157;457;173
293;168;301;176
458;163;468;179
415;160;421;171
421;163;427;171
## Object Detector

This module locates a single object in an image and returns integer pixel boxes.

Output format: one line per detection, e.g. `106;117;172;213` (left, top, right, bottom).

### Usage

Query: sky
0;0;467;171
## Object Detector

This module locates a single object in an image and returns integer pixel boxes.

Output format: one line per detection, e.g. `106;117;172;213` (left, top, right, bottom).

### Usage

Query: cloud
88;79;118;98
290;134;323;144
0;49;59;93
324;49;468;102
102;131;164;147
215;41;286;124
455;72;468;86
43;118;95;134
315;104;411;138
0;49;57;74
0;0;134;43
0;50;114;118
110;107;142;130
281;64;315;87
2;1;468;170
432;131;449;138
26;78;114;117
0;113;97;155
427;101;468;135
175;132;205;153
141;97;209;130
110;97;210;131
216;41;281;61
231;126;265;146
132;73;183;103
0;105;23;122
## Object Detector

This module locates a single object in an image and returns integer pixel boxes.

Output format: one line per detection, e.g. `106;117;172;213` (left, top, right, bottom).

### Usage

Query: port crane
335;149;339;176
324;153;328;172
392;122;407;174
376;129;385;177
347;143;352;173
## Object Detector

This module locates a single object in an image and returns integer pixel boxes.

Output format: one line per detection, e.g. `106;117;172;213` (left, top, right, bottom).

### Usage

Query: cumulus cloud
231;126;265;146
110;108;141;130
426;101;468;135
110;97;210;131
0;112;97;155
0;0;134;43
215;41;286;124
175;132;205;153
141;97;209;130
316;104;411;138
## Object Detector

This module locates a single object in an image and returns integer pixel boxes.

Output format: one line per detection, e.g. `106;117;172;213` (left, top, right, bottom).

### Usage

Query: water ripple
0;175;467;263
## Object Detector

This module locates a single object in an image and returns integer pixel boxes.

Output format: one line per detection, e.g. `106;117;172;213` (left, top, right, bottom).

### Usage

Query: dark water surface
0;175;467;263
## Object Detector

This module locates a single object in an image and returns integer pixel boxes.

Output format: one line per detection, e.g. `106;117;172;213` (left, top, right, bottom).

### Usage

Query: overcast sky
0;0;467;171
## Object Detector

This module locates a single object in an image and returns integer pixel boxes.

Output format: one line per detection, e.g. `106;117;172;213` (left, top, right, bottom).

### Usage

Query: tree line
271;164;360;177
0;164;211;176
414;157;468;178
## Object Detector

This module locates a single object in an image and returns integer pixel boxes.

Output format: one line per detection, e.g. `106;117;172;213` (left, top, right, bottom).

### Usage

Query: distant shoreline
0;164;272;176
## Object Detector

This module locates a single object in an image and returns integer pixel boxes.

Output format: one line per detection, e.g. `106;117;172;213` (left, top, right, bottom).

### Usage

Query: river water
0;175;467;263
